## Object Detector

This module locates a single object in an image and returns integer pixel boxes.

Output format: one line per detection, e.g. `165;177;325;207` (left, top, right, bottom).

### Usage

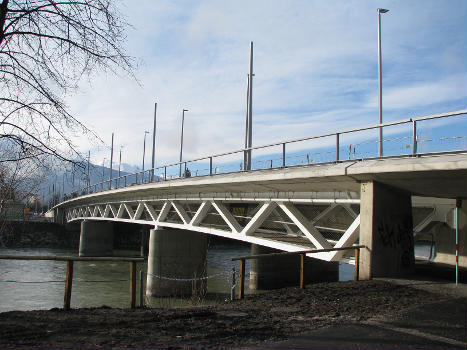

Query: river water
0;246;380;312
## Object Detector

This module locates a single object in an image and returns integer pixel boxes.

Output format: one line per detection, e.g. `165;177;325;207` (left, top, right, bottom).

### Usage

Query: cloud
63;0;466;170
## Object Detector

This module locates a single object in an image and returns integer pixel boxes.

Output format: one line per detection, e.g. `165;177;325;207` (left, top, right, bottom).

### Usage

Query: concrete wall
432;200;466;268
146;228;207;297
79;221;114;257
359;181;415;279
249;244;338;290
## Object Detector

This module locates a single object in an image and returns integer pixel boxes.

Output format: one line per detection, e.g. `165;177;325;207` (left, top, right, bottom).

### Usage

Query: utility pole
86;151;90;189
109;132;114;189
142;131;149;181
179;109;188;177
378;8;389;157
244;41;254;170
151;102;157;182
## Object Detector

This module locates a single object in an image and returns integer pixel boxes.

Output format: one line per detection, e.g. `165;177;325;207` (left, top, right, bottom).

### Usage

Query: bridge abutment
359;181;415;279
146;228;207;297
78;220;114;257
249;245;338;290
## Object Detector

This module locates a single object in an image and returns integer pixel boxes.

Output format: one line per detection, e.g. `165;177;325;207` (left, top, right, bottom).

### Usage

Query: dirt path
0;280;457;349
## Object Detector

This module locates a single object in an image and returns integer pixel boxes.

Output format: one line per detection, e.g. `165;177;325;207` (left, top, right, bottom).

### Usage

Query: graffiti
376;215;414;268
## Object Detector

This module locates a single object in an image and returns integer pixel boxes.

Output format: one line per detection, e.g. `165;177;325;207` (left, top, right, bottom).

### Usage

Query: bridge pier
249;245;338;290
359;181;415;279
79;220;114;257
146;228;207;297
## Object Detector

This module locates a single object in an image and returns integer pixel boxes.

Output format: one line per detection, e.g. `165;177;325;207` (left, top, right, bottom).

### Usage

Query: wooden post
130;261;136;308
354;248;360;281
299;254;305;289
238;259;245;299
64;260;74;310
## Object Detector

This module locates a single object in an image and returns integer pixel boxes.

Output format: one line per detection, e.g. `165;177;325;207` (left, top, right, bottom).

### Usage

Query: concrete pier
249;244;338;290
146;228;207;297
359;181;415;279
78;220;114;257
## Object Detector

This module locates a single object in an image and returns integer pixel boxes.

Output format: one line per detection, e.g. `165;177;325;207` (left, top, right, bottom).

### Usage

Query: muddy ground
0;280;456;349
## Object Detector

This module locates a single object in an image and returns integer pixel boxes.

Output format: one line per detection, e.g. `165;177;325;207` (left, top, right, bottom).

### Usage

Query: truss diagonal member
413;207;436;233
212;201;242;234
341;204;358;219
242;202;277;236
157;202;171;222
190;201;212;226
278;202;332;249
327;214;360;261
123;203;135;218
134;203;144;220
311;204;336;224
171;201;191;224
107;204;118;218
144;203;158;222
272;208;294;234
117;204;126;218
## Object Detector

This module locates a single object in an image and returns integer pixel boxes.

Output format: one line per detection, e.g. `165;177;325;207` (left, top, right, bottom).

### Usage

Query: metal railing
231;245;365;299
0;255;145;310
63;110;466;201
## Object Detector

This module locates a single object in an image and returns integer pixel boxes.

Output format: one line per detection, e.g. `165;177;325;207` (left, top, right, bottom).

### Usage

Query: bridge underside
59;153;466;271
67;198;361;262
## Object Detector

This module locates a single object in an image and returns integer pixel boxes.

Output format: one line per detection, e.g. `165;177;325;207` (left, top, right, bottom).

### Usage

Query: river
0;245;388;312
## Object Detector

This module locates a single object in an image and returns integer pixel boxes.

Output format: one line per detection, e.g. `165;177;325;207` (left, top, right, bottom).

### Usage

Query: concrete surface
238;278;466;350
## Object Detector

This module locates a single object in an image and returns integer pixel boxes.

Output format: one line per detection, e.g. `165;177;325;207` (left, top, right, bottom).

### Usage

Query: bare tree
0;0;134;164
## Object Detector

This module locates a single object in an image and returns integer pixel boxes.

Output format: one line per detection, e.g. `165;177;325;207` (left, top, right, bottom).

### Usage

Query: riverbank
1;279;465;349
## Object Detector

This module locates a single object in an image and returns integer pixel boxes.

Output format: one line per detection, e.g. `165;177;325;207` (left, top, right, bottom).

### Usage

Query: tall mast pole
151;102;157;182
246;41;253;170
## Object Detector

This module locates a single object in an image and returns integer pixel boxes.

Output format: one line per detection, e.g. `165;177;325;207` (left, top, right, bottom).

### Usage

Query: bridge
52;110;467;295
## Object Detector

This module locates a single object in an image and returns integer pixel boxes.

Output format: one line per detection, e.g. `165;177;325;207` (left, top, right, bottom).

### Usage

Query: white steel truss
65;198;361;262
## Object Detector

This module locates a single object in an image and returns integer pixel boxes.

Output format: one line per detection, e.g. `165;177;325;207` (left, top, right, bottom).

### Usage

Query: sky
66;0;467;172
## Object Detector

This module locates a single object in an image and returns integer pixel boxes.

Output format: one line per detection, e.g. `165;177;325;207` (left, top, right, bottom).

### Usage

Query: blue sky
67;0;466;171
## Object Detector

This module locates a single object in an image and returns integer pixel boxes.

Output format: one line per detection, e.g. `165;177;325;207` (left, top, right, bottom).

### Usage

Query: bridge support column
249;245;338;290
79;220;114;257
146;228;207;297
359;181;415;279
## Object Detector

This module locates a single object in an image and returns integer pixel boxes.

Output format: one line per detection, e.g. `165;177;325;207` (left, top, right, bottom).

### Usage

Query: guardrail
61;110;466;201
0;255;145;310
231;245;365;299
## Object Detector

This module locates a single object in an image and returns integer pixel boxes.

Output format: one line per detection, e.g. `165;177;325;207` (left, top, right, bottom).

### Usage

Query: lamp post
118;146;123;187
378;8;389;157
151;102;157;182
142;131;149;182
179;109;188;177
109;132;114;189
101;158;106;191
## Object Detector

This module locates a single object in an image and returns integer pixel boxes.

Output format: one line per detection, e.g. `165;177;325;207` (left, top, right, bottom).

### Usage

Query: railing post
412;120;417;155
282;143;286;167
164;166;167;181
139;270;144;308
209;157;213;176
64;260;74;310
299;253;305;289
354;248;360;281
238;258;245;299
336;133;340;162
130;261;136;309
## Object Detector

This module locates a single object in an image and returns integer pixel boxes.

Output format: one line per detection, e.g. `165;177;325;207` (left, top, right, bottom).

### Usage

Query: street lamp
142;131;150;182
378;8;389;157
118;146;123;187
179;109;188;177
